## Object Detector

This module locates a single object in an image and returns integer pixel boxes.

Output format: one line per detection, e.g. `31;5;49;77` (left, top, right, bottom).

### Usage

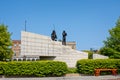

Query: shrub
0;61;68;77
88;51;93;59
67;68;78;73
18;59;21;61
36;59;40;61
32;59;35;61
23;59;26;61
27;59;30;61
83;50;93;59
109;52;120;59
0;62;4;75
13;59;17;61
76;59;120;75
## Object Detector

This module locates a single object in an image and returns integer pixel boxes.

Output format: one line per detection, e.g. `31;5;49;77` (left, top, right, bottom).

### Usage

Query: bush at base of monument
76;59;120;75
0;61;68;77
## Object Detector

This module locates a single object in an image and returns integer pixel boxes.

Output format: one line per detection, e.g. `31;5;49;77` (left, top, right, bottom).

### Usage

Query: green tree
0;24;13;61
99;17;120;58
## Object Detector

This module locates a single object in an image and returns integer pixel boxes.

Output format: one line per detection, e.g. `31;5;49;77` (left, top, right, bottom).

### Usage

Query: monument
11;31;108;67
20;31;89;67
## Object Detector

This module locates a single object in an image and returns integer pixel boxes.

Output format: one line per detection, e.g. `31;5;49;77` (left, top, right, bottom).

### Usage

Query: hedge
67;68;78;73
88;51;93;59
76;59;120;75
0;61;68;77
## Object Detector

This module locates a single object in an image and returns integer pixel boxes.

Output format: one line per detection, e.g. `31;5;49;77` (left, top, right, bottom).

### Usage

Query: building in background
12;40;21;58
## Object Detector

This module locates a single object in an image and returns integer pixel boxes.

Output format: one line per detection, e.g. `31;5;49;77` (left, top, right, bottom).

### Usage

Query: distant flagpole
25;20;27;31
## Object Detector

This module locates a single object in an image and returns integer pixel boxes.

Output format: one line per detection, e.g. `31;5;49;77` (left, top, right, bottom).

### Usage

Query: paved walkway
0;75;120;80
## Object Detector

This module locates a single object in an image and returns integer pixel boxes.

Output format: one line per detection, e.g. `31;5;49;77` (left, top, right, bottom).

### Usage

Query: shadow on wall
39;56;56;60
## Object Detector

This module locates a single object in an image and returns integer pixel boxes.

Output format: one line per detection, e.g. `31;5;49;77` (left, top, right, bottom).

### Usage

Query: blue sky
0;0;120;50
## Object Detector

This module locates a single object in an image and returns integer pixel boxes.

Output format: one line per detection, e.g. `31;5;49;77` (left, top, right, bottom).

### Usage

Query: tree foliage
99;17;120;58
0;24;13;61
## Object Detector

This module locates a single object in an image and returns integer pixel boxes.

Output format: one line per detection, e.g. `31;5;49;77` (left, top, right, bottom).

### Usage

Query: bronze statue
51;30;57;41
62;30;67;45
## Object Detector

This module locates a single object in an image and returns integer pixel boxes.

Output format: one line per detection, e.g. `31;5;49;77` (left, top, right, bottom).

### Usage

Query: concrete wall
93;54;108;59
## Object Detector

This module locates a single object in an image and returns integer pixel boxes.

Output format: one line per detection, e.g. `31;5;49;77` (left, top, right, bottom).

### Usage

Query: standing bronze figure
62;30;67;45
51;30;57;41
